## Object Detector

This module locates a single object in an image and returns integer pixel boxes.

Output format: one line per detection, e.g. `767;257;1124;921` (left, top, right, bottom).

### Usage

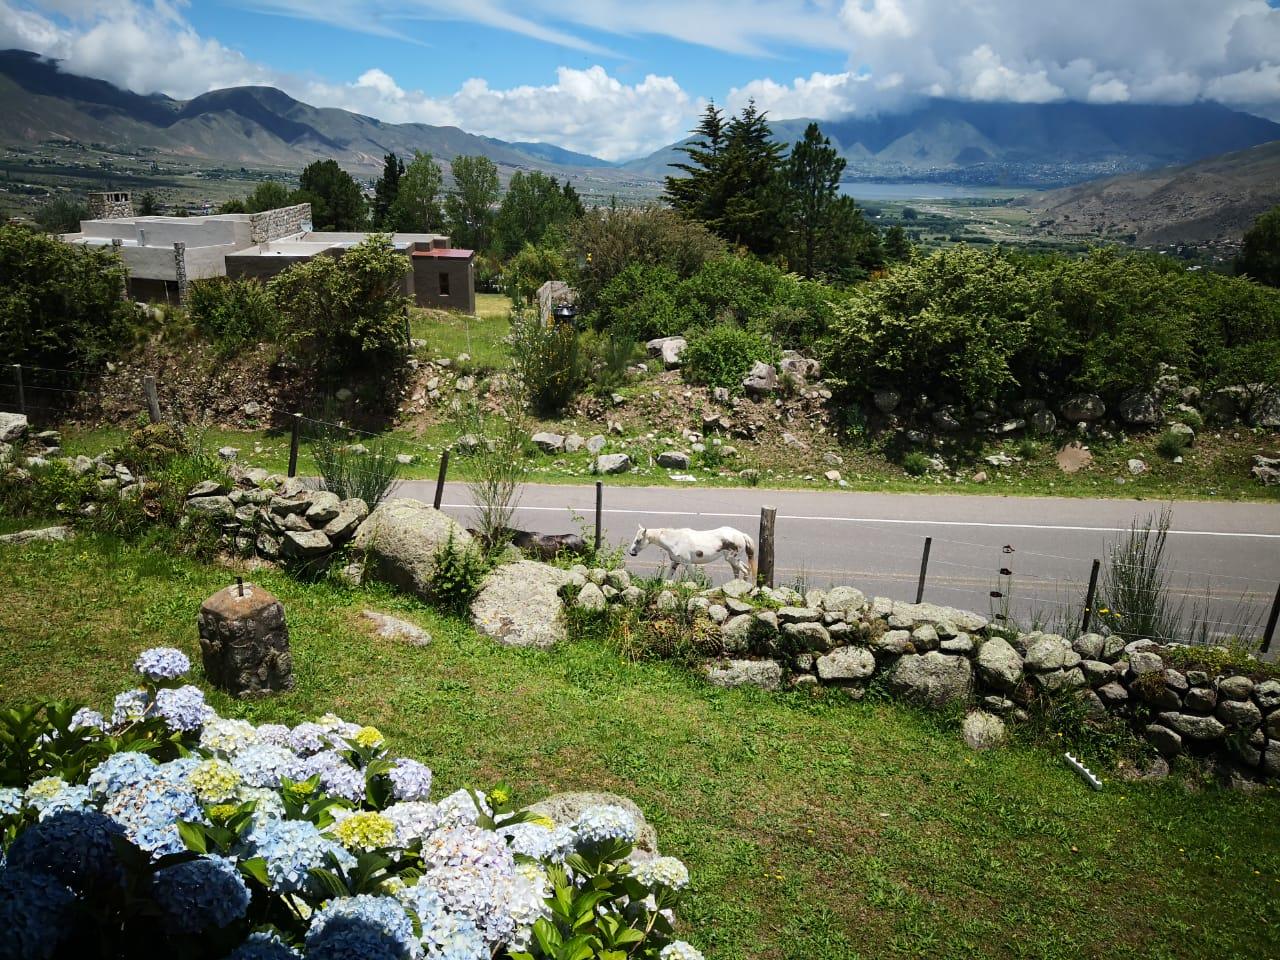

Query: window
438;271;450;296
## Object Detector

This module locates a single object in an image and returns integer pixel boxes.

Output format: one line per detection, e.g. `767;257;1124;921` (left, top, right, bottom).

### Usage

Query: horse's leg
668;558;681;579
728;552;748;580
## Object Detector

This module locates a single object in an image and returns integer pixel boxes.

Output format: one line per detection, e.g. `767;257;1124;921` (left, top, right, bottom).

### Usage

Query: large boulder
593;453;631;475
526;791;659;854
889;652;973;707
962;711;1007;750
1117;392;1161;426
471;560;573;649
742;362;778;394
889;601;988;634
703;658;783;691
816;646;876;681
975;637;1023;692
0;412;28;443
1060;394;1105;423
352;498;472;599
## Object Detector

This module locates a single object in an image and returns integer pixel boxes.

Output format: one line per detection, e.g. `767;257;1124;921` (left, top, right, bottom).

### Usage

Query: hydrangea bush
0;650;705;960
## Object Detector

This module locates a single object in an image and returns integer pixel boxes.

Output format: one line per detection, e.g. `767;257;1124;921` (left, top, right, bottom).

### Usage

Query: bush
676;256;787;328
590;263;684;342
0;224;133;370
267;234;409;374
187;278;277;356
309;425;403;506
0;651;703;960
508;309;583;415
1155;430;1188;460
901;451;931;476
504;241;569;308
32;197;89;234
681;325;779;391
455;396;529;545
426;531;492;612
580;330;640;395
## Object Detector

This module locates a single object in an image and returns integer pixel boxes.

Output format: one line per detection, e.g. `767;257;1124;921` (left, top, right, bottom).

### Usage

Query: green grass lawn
1;535;1278;959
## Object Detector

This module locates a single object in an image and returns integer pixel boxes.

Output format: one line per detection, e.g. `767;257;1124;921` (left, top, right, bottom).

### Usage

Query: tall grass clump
309;423;403;506
1097;506;1181;641
454;395;528;547
507;307;583;415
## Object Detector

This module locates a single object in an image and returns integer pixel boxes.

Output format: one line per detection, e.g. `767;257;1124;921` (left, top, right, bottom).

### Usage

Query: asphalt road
397;480;1280;641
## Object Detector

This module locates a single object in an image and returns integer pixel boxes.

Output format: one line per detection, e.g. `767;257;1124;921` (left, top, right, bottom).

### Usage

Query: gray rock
1128;651;1165;676
527;791;659;855
889;652;973;707
576;582;607;611
781;621;831;651
1256;680;1280;712
962;711;1007;751
324;499;370;541
281;530;331;558
1030;409;1057;435
532;432;566;453
873;389;901;413
1127;458;1148;476
822;586;866;616
1184;687;1217;713
816;646;876;681
657;450;690;469
270;495;310;517
217;446;239;461
940;634;974;654
890;601;988;633
1080;689;1108;720
660;337;688;368
1079;660;1117;686
353;498;473;599
1217;675;1254;701
1024;636;1080;672
1145;724;1183;758
0;525;74;545
605;568;631;590
1266;742;1280;779
778;606;822;624
1096;682;1130;707
981;696;1016;715
0;412;28;443
720;615;757;653
1168;422;1195;446
1117;392;1161;426
932;408;962;432
872;629;913;655
1159;712;1227;741
742;361;778;394
585;435;607;454
564;434;585;454
707;603;729;624
1036;667;1087;693
1072;633;1105;659
472;560;573;649
304;491;343;526
1060;394;1105;422
361;610;431;646
703;658;783;691
1164;669;1188;693
198;582;292;698
975;637;1023;691
1216;698;1263;728
593;453;631;475
911;624;940;651
185;495;235;519
187;479;227;499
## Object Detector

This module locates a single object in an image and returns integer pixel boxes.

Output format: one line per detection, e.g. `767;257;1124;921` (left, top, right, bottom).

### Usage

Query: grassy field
1;534;1278;959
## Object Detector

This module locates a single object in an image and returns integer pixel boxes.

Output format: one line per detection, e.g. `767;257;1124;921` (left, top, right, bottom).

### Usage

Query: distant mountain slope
1014;139;1280;245
0;49;613;175
623;99;1280;185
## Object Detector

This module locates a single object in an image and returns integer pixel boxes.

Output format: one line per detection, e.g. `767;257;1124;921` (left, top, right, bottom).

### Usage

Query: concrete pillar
197;582;293;698
173;241;188;304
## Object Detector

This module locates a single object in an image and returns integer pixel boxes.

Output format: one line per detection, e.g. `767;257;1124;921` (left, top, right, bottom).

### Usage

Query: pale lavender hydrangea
0;785;23;817
419;825;520;945
134;647;191;682
103;778;204;857
246;818;356;894
288;722;329;756
254;723;293;747
299;750;366;804
70;707;104;731
435;789;489;827
25;777;92;819
153;685;210;733
87;751;160;798
633;856;690;890
572;805;638;849
383;801;441;845
111;688;150;726
388;758;433;801
501;822;576;864
422;912;488;960
232;743;300;789
235;785;287;823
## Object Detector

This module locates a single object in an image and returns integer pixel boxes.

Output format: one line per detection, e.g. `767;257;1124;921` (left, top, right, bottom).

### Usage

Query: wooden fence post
758;505;777;588
594;481;603;553
287;412;302;478
1262;581;1280;655
915;536;933;604
433;450;450;510
12;364;25;417
1081;559;1102;634
142;375;161;424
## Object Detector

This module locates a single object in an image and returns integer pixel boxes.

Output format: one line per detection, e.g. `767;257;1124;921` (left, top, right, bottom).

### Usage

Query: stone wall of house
567;573;1280;783
247;203;312;243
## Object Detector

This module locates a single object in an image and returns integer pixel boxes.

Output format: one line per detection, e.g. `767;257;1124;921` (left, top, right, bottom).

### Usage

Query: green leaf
176;820;208;854
239;857;270;887
307;867;350;899
533;918;563;955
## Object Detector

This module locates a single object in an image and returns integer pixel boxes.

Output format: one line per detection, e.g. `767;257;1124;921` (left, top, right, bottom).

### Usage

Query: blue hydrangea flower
0;868;77;960
233;744;300;789
103;778;205;858
110;688;150;726
418;826;519;946
254;723;293;747
388;759;433;802
298;751;366;804
422;912;487;960
0;786;26;817
660;941;705;960
6;810;128;893
501;822;576;864
24;777;92;819
305;895;417;960
134;647;192;682
153;685;210;733
87;751;160;798
287;722;329;756
70;707;105;731
157;756;202;784
236;786;286;824
151;855;251;933
435;789;488;827
222;931;302;960
245;819;356;894
572;805;638;849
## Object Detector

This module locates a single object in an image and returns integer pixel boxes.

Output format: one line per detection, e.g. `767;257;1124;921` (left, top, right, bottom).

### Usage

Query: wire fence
4;369;1277;652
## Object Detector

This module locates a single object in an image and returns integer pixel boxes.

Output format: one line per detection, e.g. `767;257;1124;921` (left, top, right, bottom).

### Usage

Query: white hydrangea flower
199;718;259;756
634;856;690;890
660;941;705;960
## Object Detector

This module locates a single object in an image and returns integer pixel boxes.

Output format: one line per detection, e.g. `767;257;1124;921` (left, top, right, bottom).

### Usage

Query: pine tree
373;153;404;228
785;122;845;279
665;102;726;223
716;100;787;256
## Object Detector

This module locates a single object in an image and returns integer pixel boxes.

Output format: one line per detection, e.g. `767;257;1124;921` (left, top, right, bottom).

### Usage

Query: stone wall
87;191;134;220
247;203;312;243
567;573;1280;784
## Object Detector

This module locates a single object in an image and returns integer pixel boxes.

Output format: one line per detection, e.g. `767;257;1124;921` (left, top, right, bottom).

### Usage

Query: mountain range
2;48;1279;190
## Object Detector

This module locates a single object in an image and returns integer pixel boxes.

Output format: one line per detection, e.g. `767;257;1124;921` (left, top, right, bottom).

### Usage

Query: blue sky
3;1;1279;160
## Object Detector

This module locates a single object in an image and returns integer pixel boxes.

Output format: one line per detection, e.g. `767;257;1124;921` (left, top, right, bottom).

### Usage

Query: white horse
627;525;756;581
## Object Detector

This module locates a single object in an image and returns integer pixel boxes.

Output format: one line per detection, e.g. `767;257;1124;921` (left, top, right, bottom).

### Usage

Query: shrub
309;425;403;507
0;224;132;370
187;277;277;356
759;277;840;345
1097;507;1182;642
267;234;409;374
455;396;528;545
590;263;685;342
901;451;931;476
427;531;491;612
504;241;569;308
32;197;89;233
1155;430;1188;460
676;256;787;328
681;325;779;391
0;651;703;959
508;308;583;415
581;330;640;395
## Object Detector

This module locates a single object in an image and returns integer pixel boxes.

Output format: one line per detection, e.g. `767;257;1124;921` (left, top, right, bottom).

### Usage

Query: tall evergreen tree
444;155;500;252
391;152;444;232
372;153;405;228
664;102;726;222
785;122;845;279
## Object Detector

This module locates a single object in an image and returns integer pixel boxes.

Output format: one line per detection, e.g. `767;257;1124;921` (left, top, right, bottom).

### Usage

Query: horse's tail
743;532;757;583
